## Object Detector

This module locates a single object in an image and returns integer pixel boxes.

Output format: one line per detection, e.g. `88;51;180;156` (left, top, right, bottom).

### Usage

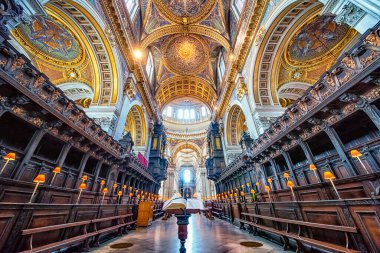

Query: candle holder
29;174;45;203
323;171;341;200
350;149;369;174
0;152;16;175
76;183;86;204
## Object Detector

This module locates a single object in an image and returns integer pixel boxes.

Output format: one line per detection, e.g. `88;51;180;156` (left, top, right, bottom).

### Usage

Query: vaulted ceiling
140;0;232;111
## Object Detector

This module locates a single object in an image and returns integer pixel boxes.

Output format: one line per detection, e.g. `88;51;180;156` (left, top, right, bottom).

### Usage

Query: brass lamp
287;180;296;201
350;149;369;174
0;152;16;175
323;171;341;199
102;187;108;204
283;172;290;181
309;164;319;182
76;183;86;204
267;178;273;190
29;174;45;203
117;190;123;204
265;185;272;202
81;175;88;182
123;184;127;194
51;167;60;185
99;180;105;192
113;183;118;194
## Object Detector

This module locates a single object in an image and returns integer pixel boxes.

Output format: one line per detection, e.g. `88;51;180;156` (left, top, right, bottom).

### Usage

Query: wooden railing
211;197;380;252
0;203;136;252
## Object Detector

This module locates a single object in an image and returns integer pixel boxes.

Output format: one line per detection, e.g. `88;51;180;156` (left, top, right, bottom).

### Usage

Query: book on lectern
163;195;205;210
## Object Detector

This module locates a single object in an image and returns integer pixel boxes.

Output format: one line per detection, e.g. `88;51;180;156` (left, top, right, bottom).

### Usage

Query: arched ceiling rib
155;76;217;109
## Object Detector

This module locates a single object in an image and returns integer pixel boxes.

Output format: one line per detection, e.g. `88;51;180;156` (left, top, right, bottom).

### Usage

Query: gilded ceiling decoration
153;0;216;24
125;105;147;146
162;34;209;75
276;14;358;105
14;15;84;66
287;15;350;64
156;76;216;108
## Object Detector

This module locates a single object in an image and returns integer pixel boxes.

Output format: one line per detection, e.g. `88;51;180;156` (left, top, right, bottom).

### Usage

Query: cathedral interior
0;0;379;252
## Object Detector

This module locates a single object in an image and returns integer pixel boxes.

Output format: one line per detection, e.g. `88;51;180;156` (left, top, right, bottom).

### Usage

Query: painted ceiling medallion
162;34;209;75
287;15;350;63
153;0;216;24
15;15;84;65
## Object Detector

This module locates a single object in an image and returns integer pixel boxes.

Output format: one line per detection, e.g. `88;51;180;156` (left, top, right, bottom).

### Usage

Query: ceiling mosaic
153;0;216;24
287;15;350;63
15;15;84;65
162;34;209;75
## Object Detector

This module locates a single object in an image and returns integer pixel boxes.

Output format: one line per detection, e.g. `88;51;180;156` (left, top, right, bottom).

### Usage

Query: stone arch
46;0;122;106
226;105;246;146
125;105;147;146
172;142;203;161
253;1;321;106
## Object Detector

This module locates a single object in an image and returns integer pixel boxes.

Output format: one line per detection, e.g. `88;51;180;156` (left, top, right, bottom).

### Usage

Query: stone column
280;150;299;186
14;128;46;179
75;153;90;188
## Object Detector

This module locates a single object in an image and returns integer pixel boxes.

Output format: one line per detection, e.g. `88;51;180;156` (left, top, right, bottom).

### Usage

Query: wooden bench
20;213;136;253
211;207;222;218
237;212;361;253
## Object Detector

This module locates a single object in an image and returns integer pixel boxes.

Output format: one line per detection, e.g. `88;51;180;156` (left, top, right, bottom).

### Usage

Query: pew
236;212;361;253
20;213;136;253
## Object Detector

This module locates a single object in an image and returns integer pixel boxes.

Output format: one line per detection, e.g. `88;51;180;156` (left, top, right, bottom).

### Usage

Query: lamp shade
137;194;141;199
79;183;86;190
246;182;250;187
265;185;270;191
53;167;61;173
240;191;245;196
103;187;108;194
287;180;295;188
255;182;260;186
123;185;127;189
82;175;88;181
309;164;317;171
129;186;132;191
4;152;16;160
241;185;244;188
350;149;363;158
323;171;336;180
100;180;105;185
250;189;255;194
267;178;272;183
129;193;133;197
113;183;117;188
117;190;122;196
234;193;237;197
284;172;289;179
33;174;45;183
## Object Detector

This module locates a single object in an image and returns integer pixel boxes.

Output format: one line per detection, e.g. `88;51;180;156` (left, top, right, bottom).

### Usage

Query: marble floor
90;214;287;253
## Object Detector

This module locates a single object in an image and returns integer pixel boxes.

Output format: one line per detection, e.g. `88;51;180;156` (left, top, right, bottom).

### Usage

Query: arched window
125;0;138;20
146;52;154;84
184;169;191;183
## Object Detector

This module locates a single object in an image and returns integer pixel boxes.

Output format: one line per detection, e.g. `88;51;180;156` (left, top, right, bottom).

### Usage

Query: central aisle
91;214;286;253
